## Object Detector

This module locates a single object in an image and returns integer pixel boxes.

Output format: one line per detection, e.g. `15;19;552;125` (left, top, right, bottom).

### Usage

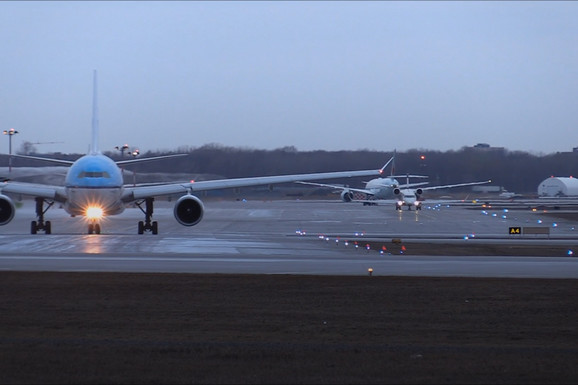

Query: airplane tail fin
90;70;100;155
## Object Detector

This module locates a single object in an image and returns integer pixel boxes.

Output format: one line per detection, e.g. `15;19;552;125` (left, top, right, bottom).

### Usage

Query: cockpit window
78;171;111;178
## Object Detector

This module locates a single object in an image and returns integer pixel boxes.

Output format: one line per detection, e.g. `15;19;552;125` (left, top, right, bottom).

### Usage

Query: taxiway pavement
0;198;577;278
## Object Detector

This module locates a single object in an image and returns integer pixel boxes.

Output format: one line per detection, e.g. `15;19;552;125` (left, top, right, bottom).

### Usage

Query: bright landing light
86;206;104;220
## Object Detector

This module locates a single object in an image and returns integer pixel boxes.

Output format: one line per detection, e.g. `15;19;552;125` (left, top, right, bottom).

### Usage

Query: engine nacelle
174;195;204;226
0;194;16;226
415;188;423;195
393;188;401;196
341;190;354;202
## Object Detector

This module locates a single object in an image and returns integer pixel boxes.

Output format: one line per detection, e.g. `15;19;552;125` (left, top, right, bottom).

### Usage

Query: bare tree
17;141;38;155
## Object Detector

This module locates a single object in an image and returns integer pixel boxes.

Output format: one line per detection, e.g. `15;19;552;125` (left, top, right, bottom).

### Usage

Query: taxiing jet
0;71;393;235
392;177;492;211
297;151;429;205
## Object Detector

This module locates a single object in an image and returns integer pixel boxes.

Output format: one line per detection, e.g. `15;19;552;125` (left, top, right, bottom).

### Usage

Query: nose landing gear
88;221;101;234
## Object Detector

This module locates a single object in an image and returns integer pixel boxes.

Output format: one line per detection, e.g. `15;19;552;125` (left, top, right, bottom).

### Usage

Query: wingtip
379;155;395;173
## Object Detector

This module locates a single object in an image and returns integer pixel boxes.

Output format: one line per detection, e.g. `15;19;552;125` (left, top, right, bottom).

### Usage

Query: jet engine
341;190;354;202
393;188;401;196
0;194;15;226
415;188;423;196
173;195;204;226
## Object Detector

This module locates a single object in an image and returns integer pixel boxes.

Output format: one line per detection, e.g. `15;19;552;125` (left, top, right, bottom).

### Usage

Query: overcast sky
1;1;577;156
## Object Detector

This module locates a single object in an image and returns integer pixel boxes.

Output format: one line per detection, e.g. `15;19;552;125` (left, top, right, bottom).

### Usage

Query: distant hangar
538;177;578;197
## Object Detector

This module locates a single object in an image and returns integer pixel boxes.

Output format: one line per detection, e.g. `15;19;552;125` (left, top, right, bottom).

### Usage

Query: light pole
128;149;140;186
3;128;19;173
115;144;130;184
115;143;129;158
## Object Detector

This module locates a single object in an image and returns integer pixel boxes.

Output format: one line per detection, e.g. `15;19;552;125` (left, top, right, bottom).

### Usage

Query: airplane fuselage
364;177;400;199
398;189;419;205
63;153;125;217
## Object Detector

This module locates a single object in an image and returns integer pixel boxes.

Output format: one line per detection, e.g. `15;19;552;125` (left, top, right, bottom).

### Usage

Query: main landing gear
135;197;158;235
31;197;54;234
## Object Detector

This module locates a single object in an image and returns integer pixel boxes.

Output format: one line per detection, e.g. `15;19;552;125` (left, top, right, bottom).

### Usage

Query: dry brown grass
1;272;577;384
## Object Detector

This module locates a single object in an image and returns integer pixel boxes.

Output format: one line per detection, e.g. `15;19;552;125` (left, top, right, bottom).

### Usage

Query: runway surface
0;198;577;278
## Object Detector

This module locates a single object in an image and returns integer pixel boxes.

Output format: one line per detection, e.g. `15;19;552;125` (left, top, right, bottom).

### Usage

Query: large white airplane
297;152;429;204
0;71;392;235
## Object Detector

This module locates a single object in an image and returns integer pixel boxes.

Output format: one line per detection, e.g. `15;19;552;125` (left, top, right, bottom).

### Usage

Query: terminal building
537;177;578;197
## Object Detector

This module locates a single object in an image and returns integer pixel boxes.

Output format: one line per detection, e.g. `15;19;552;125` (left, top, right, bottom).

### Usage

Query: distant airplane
297;151;429;204
391;177;492;210
498;190;523;199
0;71;393;235
298;153;491;210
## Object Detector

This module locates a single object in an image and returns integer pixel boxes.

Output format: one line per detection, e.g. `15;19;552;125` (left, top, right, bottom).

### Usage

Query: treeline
7;144;578;194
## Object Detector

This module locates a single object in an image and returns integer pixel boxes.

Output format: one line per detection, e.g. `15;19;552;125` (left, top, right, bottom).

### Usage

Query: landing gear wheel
152;221;158;235
31;221;37;234
138;221;144;235
88;223;101;234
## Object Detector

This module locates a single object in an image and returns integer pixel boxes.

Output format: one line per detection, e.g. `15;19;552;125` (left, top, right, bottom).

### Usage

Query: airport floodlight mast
115;143;130;158
129;149;140;186
3;128;19;173
115;145;140;185
114;144;139;159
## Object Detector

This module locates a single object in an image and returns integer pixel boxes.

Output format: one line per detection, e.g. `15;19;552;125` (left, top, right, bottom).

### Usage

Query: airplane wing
8;154;75;165
390;174;429;179
295;178;430;195
295;181;376;196
419;180;492;191
396;181;430;189
122;167;386;201
0;181;66;201
9;153;188;166
116;153;188;165
377;157;395;174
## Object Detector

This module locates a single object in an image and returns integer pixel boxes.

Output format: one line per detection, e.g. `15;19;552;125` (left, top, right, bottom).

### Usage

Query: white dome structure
538;177;578;197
